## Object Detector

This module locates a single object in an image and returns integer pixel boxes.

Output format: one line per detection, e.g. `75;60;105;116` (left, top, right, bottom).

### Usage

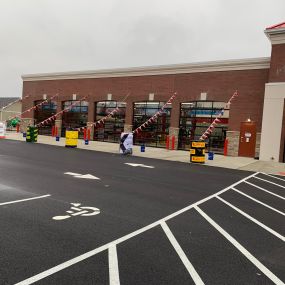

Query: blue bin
140;145;145;152
208;151;214;160
23;132;26;138
85;139;89;145
56;136;60;142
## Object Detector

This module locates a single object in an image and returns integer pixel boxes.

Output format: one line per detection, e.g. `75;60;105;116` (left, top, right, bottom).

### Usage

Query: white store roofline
264;26;285;44
22;57;270;82
265;27;285;37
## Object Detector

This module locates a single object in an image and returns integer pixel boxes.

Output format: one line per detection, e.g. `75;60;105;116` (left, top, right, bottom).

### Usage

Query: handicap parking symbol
53;203;100;221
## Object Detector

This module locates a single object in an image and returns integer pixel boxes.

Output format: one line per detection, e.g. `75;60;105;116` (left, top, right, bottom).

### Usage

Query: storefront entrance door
238;121;256;157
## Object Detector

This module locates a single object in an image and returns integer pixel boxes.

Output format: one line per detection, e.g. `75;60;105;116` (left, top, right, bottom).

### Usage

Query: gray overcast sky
0;0;284;97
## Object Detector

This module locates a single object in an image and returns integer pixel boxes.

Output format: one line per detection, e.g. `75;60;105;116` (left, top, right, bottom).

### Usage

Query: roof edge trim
22;57;270;82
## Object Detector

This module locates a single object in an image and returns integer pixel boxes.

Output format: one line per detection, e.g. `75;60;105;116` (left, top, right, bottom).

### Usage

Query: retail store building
21;22;285;161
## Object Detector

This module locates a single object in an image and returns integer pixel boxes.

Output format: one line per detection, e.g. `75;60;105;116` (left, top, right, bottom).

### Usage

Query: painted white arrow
76;174;100;180
124;163;154;168
64;172;100;180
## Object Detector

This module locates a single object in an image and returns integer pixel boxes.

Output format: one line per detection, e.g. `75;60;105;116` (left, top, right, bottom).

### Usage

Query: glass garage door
178;101;229;153
61;100;88;138
133;101;172;148
94;101;126;143
34;100;57;135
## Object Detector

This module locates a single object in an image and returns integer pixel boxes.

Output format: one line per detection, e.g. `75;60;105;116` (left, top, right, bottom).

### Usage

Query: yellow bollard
65;130;78;148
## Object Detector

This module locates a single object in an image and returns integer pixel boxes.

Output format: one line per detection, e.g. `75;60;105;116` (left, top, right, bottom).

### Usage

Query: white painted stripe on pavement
195;206;285;285
245;181;285;200
233;188;285;216
124;163;154;168
108;245;120;285
15;172;257;285
262;173;285;182
64;172;81;176
216;196;285;242
161;221;204;285
0;194;51;206
254;176;285;189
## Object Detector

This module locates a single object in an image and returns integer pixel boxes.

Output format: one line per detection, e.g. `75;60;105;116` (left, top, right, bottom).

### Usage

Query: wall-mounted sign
0;121;6;138
245;132;252;138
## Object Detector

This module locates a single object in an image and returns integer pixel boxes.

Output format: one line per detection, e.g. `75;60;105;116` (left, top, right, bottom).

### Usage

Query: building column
261;24;285;161
55;119;62;137
87;121;94;139
260;83;285;161
255;132;261;158
226;131;239;156
169;127;179;150
88;101;94;123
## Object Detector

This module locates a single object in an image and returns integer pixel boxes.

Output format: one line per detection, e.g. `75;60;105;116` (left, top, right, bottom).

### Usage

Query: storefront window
34;100;57;135
179;101;229;153
133;101;171;148
94;101;126;143
61;100;88;137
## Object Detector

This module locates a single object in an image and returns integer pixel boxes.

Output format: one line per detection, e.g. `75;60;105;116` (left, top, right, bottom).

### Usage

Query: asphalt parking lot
0;140;284;285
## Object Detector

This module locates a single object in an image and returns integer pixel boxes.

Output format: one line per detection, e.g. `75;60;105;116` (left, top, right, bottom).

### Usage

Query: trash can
190;141;206;163
140;145;145;152
26;126;38;143
65;130;78;148
208;151;214;160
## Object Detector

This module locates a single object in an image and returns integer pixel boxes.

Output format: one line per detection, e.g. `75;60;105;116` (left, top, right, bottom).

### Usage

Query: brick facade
22;68;268;133
269;44;285;82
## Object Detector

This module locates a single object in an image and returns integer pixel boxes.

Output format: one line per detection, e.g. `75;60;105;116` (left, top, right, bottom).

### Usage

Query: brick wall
22;68;268;135
269;44;285;82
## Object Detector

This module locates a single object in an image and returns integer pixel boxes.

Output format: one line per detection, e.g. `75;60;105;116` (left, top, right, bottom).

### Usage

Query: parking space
166;210;274;285
0;184;42;204
36;252;109;285
0;140;284;284
11;172;284;285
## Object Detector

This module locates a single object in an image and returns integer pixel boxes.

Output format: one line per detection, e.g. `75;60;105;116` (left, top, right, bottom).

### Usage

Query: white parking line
0;194;51;206
161;221;204;285
261;173;285;182
216;196;285;242
233;188;285;216
108;245;120;285
15;172;257;285
254;176;285;189
195;206;285;285
244;181;285;200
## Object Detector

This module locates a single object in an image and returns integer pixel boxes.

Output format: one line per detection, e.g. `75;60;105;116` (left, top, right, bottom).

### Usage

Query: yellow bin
65;130;78;148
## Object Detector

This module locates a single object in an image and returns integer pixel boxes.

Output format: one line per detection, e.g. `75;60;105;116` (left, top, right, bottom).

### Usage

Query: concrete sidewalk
3;132;285;175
